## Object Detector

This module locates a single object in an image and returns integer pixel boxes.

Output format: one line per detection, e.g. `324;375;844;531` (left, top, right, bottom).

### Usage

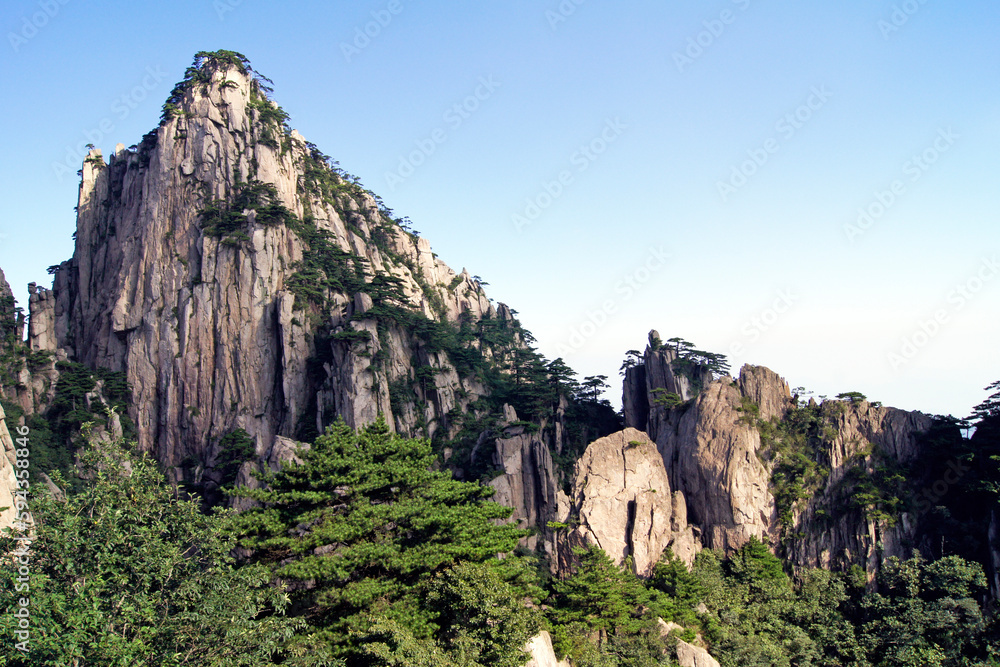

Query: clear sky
0;0;997;418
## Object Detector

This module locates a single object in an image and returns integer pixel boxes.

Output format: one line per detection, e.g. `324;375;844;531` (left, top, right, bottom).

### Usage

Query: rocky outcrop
489;405;567;554
737;365;791;421
561;428;699;576
523;631;571;667
656;375;777;553
623;331;712;438
624;335;937;573
676;639;721;667
784;401;932;573
0;403;21;533
0;267;15;338
0;271;51;416
31;56;501;484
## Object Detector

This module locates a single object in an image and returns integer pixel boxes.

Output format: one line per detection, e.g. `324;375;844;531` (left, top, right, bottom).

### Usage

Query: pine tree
0;437;299;666
233;418;529;661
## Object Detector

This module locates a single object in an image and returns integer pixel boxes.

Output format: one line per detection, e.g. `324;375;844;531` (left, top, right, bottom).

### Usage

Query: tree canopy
0;437;298;667
233;418;532;662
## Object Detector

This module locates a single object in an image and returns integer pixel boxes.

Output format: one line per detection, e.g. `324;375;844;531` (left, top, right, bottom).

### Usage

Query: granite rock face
28;60;499;486
522;631;570;667
655;375;778;553
0;403;20;534
783;400;933;573
676;639;721;667
561;427;699;576
489;405;568;556
623;336;936;573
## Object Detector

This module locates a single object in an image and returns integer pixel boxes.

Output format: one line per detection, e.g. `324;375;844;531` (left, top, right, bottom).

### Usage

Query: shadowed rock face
26;61;499;484
488;404;567;556
655;376;778;553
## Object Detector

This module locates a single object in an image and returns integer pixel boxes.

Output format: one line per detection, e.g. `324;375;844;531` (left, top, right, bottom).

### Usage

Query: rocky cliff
0;403;20;533
623;333;935;574
18;52;533;491
2;52;986;597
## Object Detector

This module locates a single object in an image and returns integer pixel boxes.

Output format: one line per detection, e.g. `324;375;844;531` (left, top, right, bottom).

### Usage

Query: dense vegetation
3;424;996;666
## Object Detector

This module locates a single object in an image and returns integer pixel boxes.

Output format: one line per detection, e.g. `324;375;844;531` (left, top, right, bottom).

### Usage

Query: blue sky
0;0;997;418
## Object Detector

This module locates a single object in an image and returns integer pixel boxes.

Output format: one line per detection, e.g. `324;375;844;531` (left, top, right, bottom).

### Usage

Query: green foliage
233;418;530;659
548;547;655;655
840;449;907;526
426;562;539;667
0;437;300;666
836;391;868;403
330;329;372;345
17;361;135;489
855;553;990;666
286;214;367;308
691;546;863;667
200;180;296;241
216;428;256;487
160;50;274;124
650;388;683;409
618;349;643;376
750;402;832;535
663;336;731;383
969;379;1000;422
649;548;705;626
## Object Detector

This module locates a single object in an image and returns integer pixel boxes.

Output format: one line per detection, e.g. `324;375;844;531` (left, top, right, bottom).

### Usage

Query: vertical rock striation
0;403;21;533
622;335;936;575
32;56;500;486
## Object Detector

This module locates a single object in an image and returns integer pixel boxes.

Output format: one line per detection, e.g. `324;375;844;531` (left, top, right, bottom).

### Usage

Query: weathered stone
676;639;721;667
523;631;571;667
656;375;777;553
737;364;791;421
629;352;937;576
0;403;21;533
564;428;699;576
31;63;498;487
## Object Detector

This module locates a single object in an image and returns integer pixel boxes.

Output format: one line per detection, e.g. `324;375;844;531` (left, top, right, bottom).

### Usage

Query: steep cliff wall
30;55;506;487
654;375;778;553
0;403;20;533
623;336;935;574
